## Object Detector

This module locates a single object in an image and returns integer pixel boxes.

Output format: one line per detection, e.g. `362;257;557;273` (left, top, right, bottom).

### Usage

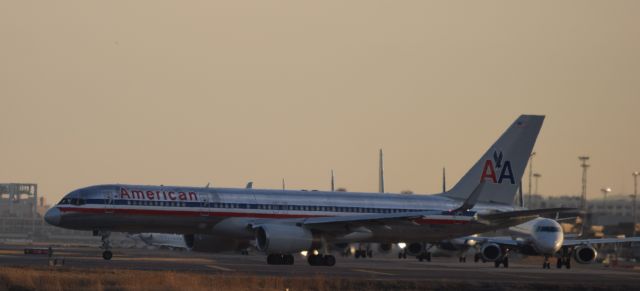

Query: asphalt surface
2;243;640;288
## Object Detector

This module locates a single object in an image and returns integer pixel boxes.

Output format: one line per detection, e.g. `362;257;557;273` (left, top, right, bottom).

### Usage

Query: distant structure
0;183;38;228
527;152;536;208
378;149;384;193
0;183;93;243
633;171;639;236
579;156;590;213
533;173;542;195
330;170;335;192
442;167;446;193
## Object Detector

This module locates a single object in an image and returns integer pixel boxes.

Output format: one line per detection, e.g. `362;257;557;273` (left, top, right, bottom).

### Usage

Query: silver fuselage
46;184;523;243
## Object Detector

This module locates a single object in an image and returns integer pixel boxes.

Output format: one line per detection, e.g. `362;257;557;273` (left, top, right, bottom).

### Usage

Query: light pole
578;156;590;216
633;172;639;236
533;173;542;195
527;152;536;207
600;187;611;215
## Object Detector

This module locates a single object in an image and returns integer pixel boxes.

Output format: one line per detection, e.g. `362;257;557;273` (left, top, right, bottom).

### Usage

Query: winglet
451;182;485;213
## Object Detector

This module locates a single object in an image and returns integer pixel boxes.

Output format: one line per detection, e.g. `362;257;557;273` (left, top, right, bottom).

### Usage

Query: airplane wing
563;237;640;246
301;208;575;231
477;208;576;221
465;236;520;247
302;210;473;226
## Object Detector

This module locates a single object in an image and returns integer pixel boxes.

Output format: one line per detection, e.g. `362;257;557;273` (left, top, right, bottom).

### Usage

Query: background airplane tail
439;115;544;205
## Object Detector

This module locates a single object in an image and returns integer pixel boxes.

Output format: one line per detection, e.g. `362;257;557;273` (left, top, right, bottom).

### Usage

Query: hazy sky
1;1;639;204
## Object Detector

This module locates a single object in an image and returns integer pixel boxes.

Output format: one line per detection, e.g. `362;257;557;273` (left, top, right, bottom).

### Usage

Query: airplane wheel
474;253;480;263
283;254;294;265
503;257;509;268
102;250;113;260
267;254;275;264
556;258;562;269
268;254;285;265
308;254;323;266
323;255;336;266
494;260;501;268
565;259;571;269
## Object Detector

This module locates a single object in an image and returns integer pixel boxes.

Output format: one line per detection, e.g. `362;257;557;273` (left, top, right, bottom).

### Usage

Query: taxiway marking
207;264;235;272
352;269;394;276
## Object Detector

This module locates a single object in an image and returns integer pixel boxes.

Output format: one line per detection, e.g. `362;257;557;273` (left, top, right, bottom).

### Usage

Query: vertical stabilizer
439;115;544;205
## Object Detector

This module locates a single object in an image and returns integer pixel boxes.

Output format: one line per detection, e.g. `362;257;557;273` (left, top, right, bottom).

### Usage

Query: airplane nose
44;207;61;226
536;236;561;254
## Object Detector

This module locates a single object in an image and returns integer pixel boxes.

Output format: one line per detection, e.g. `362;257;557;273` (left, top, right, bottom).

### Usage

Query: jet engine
480;243;503;262
378;243;393;254
255;224;316;253
573;245;598;264
183;234;249;253
406;242;425;256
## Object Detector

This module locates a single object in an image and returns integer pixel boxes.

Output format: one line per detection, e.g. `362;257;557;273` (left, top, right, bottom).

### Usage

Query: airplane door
200;193;210;217
104;190;114;214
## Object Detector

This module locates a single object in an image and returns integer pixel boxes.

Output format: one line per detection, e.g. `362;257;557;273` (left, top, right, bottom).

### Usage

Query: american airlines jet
45;115;569;266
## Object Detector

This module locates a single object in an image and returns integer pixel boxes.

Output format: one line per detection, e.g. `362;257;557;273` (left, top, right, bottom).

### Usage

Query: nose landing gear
95;230;113;260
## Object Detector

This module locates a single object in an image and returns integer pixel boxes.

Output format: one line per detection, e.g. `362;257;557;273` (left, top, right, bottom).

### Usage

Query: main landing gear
494;257;509;268
95;230;113;260
308;254;336;266
354;249;372;259
555;247;571;269
555;257;571;269
417;252;431;262
542;255;551;269
266;254;294;265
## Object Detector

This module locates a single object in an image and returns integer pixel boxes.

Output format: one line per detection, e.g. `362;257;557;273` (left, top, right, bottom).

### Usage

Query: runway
2;243;640;289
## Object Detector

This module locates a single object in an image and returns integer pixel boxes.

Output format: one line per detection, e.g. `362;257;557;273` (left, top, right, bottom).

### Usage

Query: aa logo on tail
480;150;515;184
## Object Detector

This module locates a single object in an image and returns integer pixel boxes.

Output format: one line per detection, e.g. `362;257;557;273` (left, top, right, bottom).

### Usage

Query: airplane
400;217;640;269
45;114;572;266
472;217;640;269
128;233;189;250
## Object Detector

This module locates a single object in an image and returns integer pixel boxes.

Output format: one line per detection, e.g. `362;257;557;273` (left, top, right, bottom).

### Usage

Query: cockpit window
59;189;88;206
537;226;560;232
70;198;86;205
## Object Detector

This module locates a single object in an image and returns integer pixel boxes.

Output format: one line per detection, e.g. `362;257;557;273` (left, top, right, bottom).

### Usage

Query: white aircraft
401;217;640;269
45;115;571;266
128;233;189;250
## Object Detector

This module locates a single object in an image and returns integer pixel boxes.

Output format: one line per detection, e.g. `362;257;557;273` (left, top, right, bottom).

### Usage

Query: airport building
0;183;95;243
